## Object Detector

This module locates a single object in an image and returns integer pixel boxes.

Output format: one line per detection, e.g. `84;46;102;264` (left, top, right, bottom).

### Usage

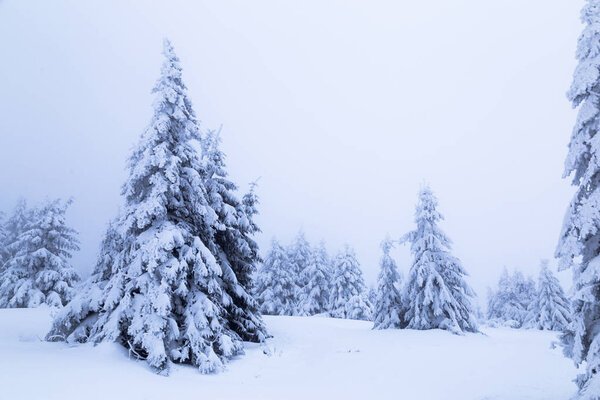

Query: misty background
0;0;583;303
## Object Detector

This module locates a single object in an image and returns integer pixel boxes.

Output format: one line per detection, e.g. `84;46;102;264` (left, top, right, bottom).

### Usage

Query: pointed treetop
415;184;443;224
159;38;183;83
540;259;551;274
380;235;395;254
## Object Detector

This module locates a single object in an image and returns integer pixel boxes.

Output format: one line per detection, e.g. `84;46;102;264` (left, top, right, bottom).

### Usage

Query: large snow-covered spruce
0;199;80;308
401;187;477;334
297;242;332;316
487;268;536;328
254;239;297;315
46;39;265;374
329;245;372;320
373;237;404;329
556;1;600;396
526;260;571;331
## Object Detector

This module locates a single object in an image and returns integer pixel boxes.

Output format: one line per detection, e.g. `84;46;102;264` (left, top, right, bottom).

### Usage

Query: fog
0;0;583;302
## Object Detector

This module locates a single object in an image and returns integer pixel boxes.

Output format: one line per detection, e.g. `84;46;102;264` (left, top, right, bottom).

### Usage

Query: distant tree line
256;186;480;334
486;261;571;331
254;233;373;320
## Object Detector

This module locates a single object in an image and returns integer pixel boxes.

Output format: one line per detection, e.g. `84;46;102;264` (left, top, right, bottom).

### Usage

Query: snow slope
0;308;577;400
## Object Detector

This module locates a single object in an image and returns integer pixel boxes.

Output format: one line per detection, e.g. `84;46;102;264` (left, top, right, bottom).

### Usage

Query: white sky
0;0;585;303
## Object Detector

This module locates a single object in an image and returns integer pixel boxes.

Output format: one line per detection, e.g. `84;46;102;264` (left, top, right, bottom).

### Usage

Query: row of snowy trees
0;198;80;308
371;186;479;334
487;261;571;331
254;186;481;335
254;233;372;320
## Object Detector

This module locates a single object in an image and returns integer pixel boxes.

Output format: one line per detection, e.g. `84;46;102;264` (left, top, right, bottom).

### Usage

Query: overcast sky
0;0;585;302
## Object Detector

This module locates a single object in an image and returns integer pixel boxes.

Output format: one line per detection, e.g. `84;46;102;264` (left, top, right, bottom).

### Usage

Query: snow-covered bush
373;237;404;329
254;239;297;315
556;1;600;396
0;198;80;308
487;268;536;328
402;186;478;334
46;39;265;374
329;244;372;320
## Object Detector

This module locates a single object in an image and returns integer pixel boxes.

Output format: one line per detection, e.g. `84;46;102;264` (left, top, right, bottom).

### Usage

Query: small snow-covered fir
373;237;404;329
297;242;332;316
525;260;571;331
287;231;312;312
1;199;29;268
401;186;477;334
0;199;80;308
254;239;297;315
329;244;372;321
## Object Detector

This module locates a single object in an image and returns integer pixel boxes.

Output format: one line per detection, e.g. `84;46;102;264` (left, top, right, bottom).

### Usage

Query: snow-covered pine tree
487;268;536;328
556;1;600;396
46;39;264;374
367;286;377;308
0;211;6;268
526;260;571;331
287;231;312;312
2;199;29;266
0;198;80;308
254;239;296;315
373;237;404;329
200;130;266;342
329;244;372;320
297;241;332;316
401;186;477;334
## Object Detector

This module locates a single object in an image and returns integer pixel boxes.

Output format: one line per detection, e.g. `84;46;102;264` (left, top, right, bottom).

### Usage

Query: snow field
0;309;577;400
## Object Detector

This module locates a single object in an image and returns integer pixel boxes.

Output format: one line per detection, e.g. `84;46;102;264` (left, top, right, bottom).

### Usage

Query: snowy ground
0;308;578;400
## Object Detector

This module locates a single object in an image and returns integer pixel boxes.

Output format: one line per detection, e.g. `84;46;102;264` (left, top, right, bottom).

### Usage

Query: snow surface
0;308;578;400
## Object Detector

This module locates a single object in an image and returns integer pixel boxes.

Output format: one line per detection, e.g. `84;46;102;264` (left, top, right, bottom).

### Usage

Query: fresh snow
0;308;578;400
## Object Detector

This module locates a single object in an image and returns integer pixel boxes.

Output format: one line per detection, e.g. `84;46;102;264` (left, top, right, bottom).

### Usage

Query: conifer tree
297;241;332;316
329;244;371;320
46;39;264;374
373;237;404;329
526;260;571;331
487;268;536;328
287;231;312;311
402;186;477;333
0;199;80;308
556;1;600;396
0;211;6;268
254;239;296;315
2;199;29;265
367;286;377;309
201;130;266;342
